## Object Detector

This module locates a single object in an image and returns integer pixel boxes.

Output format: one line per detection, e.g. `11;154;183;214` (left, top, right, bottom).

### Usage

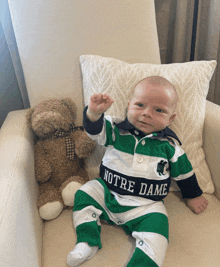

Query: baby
67;76;209;267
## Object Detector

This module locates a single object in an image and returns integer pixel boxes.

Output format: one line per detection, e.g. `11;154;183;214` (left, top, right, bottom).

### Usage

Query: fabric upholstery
0;110;42;267
203;100;220;199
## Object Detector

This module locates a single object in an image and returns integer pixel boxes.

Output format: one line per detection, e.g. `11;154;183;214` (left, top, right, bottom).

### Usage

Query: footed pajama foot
67;242;99;267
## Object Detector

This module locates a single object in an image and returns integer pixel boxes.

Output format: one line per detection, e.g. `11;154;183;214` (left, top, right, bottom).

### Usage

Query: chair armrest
203;100;220;200
0;110;42;267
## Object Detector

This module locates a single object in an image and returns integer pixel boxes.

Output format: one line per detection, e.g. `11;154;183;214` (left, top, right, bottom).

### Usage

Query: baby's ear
169;112;176;124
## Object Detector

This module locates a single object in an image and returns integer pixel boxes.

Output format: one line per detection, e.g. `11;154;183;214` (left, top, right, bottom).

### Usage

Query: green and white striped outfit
72;107;202;267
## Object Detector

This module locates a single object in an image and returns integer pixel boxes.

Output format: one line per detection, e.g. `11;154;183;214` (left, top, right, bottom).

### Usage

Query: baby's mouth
138;120;151;126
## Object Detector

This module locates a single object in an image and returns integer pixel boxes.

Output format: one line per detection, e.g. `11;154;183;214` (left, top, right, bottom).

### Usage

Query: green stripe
97;179;138;213
104;118;177;161
104;119;114;146
137;139;175;159
170;153;193;178
75;221;102;248
127;247;158;267
113;127;136;155
106;122;176;159
123;212;169;240
73;189;111;222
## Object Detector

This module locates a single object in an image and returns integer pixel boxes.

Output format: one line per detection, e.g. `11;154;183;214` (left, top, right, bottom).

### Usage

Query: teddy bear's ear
61;98;77;119
26;108;35;128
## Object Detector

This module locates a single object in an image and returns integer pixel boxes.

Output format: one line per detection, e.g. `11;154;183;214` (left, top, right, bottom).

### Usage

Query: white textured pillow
80;54;216;194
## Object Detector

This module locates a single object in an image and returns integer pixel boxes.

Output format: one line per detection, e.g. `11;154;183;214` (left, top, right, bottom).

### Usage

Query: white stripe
172;169;195;181
87;119;107;145
73;205;102;228
102;146;133;174
132;231;168;267
103;147;170;181
170;141;185;163
78;180;167;226
113;200;167;225
110;191;156;207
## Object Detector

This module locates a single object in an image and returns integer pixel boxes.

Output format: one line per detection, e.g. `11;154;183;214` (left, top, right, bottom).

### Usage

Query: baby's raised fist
87;93;114;122
89;93;114;115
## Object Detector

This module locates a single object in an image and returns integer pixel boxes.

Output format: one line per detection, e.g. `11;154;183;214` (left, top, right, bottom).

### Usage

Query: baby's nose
142;107;152;117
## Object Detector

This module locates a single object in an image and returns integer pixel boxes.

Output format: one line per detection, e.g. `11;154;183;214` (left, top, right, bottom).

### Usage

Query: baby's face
127;81;177;135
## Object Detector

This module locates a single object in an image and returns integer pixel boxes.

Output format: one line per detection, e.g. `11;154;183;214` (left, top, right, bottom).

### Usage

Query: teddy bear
26;97;96;220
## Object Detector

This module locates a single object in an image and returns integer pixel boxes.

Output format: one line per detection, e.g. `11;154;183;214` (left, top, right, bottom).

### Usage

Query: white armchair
1;1;220;266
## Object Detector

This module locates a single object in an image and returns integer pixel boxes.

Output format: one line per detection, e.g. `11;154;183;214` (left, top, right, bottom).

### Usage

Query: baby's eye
136;103;144;107
156;108;163;113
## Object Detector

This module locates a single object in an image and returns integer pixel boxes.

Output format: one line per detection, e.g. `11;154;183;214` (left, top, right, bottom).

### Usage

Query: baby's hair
129;76;178;105
142;76;175;88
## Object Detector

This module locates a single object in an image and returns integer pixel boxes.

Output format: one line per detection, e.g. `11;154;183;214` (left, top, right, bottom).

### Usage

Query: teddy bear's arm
71;130;96;159
35;141;53;183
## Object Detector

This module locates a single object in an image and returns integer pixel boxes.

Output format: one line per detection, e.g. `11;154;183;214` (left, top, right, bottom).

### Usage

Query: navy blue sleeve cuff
83;106;105;135
176;173;203;199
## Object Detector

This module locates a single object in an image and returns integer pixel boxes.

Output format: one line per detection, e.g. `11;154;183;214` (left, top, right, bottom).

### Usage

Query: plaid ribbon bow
54;123;82;160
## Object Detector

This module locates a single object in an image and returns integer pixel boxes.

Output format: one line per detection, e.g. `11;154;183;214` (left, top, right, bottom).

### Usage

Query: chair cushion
42;193;220;266
80;55;217;194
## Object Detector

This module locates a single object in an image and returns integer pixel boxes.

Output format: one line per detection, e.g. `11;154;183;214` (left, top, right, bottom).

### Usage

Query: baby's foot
67;242;99;266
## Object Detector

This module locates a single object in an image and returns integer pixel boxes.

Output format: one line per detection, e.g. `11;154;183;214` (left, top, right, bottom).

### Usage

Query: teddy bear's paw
62;181;82;206
39;201;63;220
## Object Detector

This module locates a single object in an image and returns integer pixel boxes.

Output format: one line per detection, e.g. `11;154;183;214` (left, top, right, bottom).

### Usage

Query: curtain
155;0;220;105
0;0;29;126
195;0;220;104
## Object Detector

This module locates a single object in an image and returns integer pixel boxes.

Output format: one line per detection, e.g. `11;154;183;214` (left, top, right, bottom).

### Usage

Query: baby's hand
87;93;114;121
89;93;114;114
186;195;209;214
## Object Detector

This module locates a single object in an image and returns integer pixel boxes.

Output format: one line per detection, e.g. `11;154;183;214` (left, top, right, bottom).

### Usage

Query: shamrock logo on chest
157;160;169;176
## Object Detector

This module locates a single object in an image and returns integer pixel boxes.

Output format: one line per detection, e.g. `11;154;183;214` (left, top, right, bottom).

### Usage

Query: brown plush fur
26;98;96;220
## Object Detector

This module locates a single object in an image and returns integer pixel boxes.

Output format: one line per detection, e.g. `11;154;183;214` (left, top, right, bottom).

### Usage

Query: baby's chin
133;124;155;135
136;121;155;133
135;122;166;135
127;117;165;135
